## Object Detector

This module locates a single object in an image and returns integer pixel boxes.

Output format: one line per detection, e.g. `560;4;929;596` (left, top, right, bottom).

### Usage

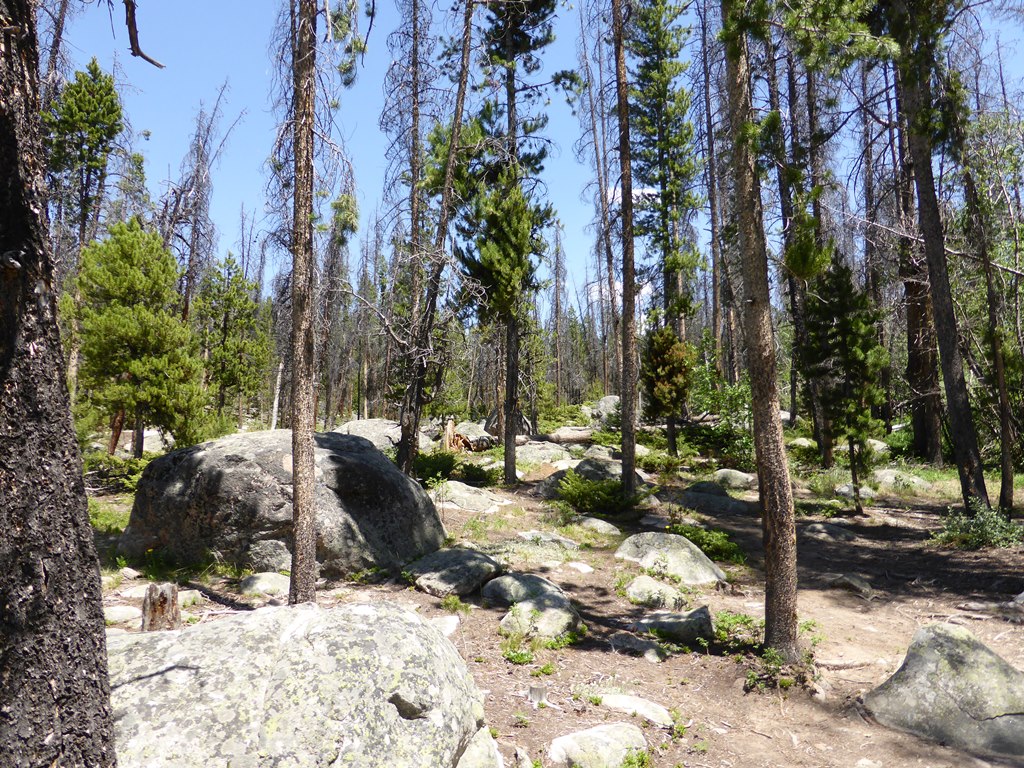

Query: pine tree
640;324;694;456
804;259;889;514
77;219;206;454
193;254;272;425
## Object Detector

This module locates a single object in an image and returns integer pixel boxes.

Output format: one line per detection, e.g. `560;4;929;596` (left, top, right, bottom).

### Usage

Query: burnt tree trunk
0;1;117;763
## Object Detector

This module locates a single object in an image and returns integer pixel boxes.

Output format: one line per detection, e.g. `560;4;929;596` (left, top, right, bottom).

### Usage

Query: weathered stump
141;583;181;631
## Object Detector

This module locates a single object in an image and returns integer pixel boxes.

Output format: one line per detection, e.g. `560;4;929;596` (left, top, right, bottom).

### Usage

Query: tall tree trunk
720;0;799;661
0;1;116;762
504;316;519;484
270;359;284;429
289;0;318;605
895;18;990;510
891;69;943;463
612;0;638;498
395;0;474;475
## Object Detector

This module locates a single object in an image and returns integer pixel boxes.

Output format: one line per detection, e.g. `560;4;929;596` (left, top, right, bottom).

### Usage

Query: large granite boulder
593;395;621;424
120;430;445;576
863;623;1024;760
615;532;726;585
108;602;485;768
334;418;434;452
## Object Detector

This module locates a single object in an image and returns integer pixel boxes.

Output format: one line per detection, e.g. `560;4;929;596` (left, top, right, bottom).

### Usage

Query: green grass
87;497;132;535
666;523;746;564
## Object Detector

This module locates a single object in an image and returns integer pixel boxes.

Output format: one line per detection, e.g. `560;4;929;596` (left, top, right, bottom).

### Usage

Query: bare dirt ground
99;470;1024;768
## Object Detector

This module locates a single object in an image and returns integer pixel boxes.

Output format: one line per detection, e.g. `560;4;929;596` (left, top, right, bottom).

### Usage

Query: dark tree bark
289;0;318;604
612;0;638;498
892;0;990;509
720;0;799;661
0;1;117;763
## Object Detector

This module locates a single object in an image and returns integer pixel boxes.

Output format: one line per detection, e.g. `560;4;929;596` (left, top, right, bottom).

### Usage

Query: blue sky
63;0;600;300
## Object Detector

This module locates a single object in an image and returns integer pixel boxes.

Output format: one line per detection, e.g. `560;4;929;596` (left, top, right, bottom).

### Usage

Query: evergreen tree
44;57;123;254
640;324;694;456
804;259;889;514
77;219;206;454
193;254;272;425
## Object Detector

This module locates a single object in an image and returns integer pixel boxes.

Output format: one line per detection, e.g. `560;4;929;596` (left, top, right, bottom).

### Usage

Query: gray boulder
615;532;726;585
607;632;668;663
456;728;505;768
802;522;858;543
684;480;729;497
548;723;646;768
624;575;686;610
631;606;714;645
863;623;1024;760
120;430;445;577
871;469;930;493
483;573;562;606
788;437;817;450
582;445;616;461
239;571;291;596
435;481;509;514
546;426;593;443
109;602;485;768
593;395;621;423
407;547;503;597
836;483;877;501
516;440;571;465
577;516;622;536
677;488;752;517
499;590;582;640
713;468;757;490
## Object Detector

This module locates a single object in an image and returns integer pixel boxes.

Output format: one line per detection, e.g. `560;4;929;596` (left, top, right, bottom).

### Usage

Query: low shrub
82;451;156;493
932;499;1023;550
557;470;646;517
666;523;746;564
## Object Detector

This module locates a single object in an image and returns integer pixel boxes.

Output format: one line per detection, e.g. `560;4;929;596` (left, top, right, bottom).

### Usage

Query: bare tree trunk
271;359;284;429
720;0;799;661
612;0;637;498
504;316;519;484
0;1;116;762
896;21;989;510
289;0;319;605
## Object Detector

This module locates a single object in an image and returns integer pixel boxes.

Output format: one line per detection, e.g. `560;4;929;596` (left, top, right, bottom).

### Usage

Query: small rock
802;523;858;543
823;572;873;598
608;632;668;663
407;547;503;597
104;605;142;625
615;533;726;586
500;592;581;639
871;469;930;493
835;483;877;501
548;723;646;768
518;530;579;550
178;589;203;608
483;573;562;606
120;567;142;580
565;562;594;574
577;517;621;536
429;615;461;637
120;583;152;600
436;481;510;514
788;437;816;450
239;572;291;596
631;606;714;645
624;575;686;610
597;693;673;726
456;727;504;768
685;480;729;497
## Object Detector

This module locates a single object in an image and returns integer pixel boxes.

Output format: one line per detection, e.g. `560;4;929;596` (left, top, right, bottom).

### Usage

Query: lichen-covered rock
120;430;445;577
713;468;757;490
516;441;571;466
334;417;430;451
597;694;673;726
108;602;485;768
624;575;686;610
615;532;726;585
577;516;621;536
456;727;505;768
607;632;668;663
434;481;510;514
863;623;1024;760
407;547;503;597
593;395;621;423
871;469;929;493
802;522;858;543
547;723;647;768
499;591;582;639
239;571;290;596
483;573;562;606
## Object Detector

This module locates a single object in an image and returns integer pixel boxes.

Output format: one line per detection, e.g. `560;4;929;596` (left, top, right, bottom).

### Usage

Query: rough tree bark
0;1;117;763
720;0;799;660
289;0;318;604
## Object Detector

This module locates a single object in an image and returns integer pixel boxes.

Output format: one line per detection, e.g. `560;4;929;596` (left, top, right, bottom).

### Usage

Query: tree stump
141;582;181;631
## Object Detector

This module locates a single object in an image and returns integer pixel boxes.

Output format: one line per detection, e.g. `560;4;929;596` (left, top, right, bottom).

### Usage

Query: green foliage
544;626;587;649
713;610;764;653
192;254;271;420
87;497;132;535
621;749;652;768
77;219;208;448
666;523;746;564
458;461;501;487
803;259;888;504
783;191;832;281
685;333;755;469
415;450;460;484
640;326;695;421
44;58;123;234
932;499;1023;550
440;594;472;615
557;470;645;517
82;450;155;493
530;662;556;676
537;403;590;434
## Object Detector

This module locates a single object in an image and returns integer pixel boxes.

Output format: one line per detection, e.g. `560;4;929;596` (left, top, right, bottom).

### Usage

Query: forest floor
95;461;1024;768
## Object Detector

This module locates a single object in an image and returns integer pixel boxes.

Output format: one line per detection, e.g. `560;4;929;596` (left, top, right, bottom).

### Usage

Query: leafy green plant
458;461;500;486
932;499;1023;549
544;626;587;649
415;450;460;484
666;523;746;564
512;712;530;728
531;662;556;676
622;749;651;768
557;470;648;517
713;610;763;653
82;450;156;493
440;594;472;615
